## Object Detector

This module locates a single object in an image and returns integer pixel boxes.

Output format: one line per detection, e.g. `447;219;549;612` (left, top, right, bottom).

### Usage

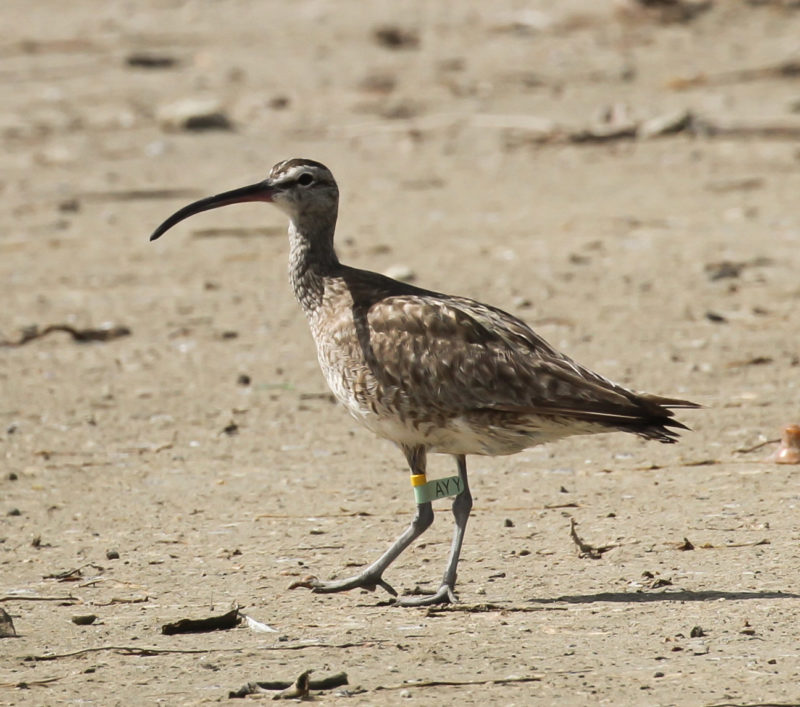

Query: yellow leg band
410;473;427;487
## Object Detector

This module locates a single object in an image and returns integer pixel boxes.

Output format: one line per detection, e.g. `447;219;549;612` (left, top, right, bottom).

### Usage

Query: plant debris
161;607;241;635
735;438;780;454
569;518;615;559
0;594;78;604
241;613;277;633
43;564;101;582
425;603;569;616
376;675;543;691
228;671;348;699
0;324;131;347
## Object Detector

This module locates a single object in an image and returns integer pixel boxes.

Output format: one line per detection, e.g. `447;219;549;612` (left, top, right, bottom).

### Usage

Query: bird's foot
394;584;458;607
289;572;398;597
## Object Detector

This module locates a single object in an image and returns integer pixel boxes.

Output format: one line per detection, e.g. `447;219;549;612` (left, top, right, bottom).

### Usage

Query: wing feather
357;292;697;440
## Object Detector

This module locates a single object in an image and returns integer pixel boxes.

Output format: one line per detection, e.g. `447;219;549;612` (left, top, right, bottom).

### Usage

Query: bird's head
149;158;338;242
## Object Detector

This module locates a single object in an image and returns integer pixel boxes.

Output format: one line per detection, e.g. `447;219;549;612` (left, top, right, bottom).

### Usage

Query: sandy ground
3;1;800;704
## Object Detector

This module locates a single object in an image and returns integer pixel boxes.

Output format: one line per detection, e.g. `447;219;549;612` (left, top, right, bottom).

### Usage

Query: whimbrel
150;158;698;606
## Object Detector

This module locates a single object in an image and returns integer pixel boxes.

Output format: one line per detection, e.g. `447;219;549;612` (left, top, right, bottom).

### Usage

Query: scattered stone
373;25;419;50
689;640;709;655
690;625;705;638
0;607;16;638
237;374;252;386
705;311;727;323
106;549;120;560
705;261;743;280
157;98;233;132
7;508;21;517
504;518;515;528
384;264;416;282
72;614;98;625
269;95;291;110
58;198;80;213
125;52;178;69
639;108;692;138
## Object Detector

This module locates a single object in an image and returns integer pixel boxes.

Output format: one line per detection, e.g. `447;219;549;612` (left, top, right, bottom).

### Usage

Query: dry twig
569;518;615;559
377;675;542;691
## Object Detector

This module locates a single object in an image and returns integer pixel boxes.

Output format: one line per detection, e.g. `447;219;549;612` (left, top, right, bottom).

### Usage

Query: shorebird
150;158;698;606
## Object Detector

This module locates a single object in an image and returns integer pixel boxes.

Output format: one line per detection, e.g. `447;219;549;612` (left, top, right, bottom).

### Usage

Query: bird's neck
287;217;339;314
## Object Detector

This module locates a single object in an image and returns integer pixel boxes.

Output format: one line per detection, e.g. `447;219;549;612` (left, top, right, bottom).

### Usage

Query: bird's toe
395;584;458;607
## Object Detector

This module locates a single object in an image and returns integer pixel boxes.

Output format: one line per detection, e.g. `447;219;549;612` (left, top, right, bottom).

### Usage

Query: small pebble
106;549;120;560
125;52;178;69
157;98;233;132
384;264;416;282
72;614;97;626
504;518;514;528
373;26;419;50
639;109;692;139
7;508;21;516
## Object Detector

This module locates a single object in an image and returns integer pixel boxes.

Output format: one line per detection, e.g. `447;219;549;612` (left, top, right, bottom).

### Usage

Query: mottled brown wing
364;294;656;422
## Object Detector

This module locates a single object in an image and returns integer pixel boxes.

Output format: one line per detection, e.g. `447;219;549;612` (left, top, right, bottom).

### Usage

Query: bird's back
304;266;698;456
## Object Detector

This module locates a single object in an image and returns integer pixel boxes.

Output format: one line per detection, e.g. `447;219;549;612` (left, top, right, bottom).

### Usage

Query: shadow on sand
528;589;800;605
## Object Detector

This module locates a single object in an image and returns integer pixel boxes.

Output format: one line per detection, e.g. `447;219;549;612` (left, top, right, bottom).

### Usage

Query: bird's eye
297;173;314;186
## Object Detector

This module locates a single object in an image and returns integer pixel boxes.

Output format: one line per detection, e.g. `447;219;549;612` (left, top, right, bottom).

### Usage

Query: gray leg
301;445;434;598
397;455;472;607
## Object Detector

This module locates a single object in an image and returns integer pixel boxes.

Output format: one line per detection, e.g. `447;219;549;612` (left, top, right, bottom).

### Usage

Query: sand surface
2;1;800;704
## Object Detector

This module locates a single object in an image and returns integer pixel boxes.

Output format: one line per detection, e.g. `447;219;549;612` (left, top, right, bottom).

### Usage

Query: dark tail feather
546;394;701;444
629;394;701;444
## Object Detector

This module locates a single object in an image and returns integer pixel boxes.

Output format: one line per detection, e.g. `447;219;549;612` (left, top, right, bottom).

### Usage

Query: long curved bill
149;180;274;241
